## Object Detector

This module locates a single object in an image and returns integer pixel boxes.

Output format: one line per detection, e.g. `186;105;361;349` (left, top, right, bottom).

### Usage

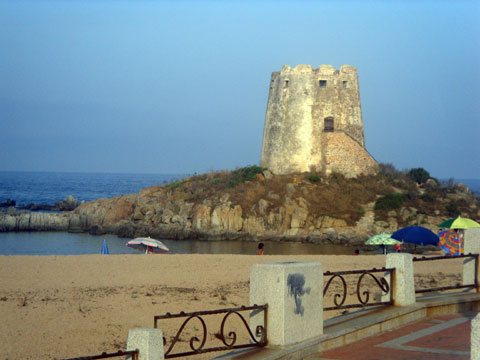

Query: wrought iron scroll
63;350;139;360
413;253;478;294
154;304;267;359
323;268;393;311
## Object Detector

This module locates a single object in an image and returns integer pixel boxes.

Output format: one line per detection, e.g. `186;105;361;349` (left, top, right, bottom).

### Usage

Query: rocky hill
1;165;478;246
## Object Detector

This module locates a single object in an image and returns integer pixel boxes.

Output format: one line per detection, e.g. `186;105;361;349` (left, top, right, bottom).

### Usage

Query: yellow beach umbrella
438;217;480;229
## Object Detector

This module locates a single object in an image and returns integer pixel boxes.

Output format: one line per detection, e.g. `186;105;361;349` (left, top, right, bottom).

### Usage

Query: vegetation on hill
158;164;478;228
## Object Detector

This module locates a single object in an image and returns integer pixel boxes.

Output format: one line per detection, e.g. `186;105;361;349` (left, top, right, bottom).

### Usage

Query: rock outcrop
6;195;81;212
0;209;70;232
1;174;478;247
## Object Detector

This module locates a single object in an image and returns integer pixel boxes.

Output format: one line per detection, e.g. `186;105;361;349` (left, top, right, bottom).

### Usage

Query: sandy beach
0;254;464;359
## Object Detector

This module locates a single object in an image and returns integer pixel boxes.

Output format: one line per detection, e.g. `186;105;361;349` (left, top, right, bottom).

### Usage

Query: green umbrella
438;217;480;229
366;233;401;245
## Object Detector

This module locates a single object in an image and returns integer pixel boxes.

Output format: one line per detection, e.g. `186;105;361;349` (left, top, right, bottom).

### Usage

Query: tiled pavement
308;312;477;360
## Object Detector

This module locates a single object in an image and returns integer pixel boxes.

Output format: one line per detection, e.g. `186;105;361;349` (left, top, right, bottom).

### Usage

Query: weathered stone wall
260;64;373;177
324;132;378;178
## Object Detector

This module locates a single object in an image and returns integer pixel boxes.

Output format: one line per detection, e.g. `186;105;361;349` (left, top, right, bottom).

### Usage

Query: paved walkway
308;312;477;360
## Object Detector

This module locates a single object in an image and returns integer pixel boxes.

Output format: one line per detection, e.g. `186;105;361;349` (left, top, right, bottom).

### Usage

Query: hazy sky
1;0;479;179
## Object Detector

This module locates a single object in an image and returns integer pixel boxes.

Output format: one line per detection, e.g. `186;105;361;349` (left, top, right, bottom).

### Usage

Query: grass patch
166;179;188;191
374;193;406;211
308;174;322;183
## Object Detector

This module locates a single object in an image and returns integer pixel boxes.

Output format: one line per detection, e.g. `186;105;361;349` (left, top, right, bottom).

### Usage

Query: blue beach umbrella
391;226;439;246
101;239;109;255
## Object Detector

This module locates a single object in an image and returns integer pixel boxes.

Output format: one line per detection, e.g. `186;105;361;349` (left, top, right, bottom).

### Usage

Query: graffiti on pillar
287;273;311;316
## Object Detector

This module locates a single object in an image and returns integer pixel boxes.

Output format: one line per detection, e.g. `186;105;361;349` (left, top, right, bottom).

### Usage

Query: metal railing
63;350;139;360
413;253;478;294
154;304;267;359
323;267;394;311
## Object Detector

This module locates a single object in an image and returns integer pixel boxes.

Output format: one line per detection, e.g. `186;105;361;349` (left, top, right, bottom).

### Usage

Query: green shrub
308;174;321;183
227;165;264;188
421;193;434;202
446;201;460;217
378;163;406;179
406;191;418;201
209;178;219;185
407;168;430;184
374;193;406;211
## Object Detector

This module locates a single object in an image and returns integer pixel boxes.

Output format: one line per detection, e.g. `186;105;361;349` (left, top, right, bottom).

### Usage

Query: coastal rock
267;208;286;228
344;231;369;245
55;195;79;211
0;211;69;232
286;183;296;195
0;200;16;208
373;220;395;233
31;212;69;231
68;214;83;232
425;179;439;188
133;209;145;221
89;224;105;235
211;205;243;232
257;199;270;216
263;170;273;180
192;204;211;231
161;209;174;224
74;195;136;229
453;183;469;193
290;206;308;229
316;216;347;229
113;221;137;238
243;216;265;234
2;170;478;248
14;196;79;212
321;228;338;242
0;214;16;231
267;191;280;200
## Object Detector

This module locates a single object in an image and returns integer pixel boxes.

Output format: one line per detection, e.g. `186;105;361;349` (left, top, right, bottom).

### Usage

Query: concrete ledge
217;292;480;360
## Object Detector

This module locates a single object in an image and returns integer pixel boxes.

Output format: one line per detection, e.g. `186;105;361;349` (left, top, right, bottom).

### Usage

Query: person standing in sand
256;243;264;255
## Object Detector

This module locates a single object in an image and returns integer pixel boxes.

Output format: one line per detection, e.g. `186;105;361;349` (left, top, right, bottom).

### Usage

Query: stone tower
260;64;377;178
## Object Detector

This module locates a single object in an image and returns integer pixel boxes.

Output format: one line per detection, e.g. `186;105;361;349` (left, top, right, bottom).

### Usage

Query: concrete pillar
472;312;480;360
250;261;323;346
126;328;164;360
384;253;415;306
462;228;480;291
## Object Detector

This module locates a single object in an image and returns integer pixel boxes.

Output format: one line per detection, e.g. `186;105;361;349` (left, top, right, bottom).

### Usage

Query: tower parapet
260;64;377;177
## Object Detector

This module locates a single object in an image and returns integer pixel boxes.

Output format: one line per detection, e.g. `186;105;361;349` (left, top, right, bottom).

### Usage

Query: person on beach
395;243;401;253
256;243;264;255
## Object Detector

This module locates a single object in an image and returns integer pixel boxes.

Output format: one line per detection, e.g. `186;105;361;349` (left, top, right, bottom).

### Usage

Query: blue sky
1;0;479;179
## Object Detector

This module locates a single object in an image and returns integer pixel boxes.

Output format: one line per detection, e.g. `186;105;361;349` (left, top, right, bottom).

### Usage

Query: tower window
284;80;289;88
342;81;348;88
319;80;327;87
324;117;334;132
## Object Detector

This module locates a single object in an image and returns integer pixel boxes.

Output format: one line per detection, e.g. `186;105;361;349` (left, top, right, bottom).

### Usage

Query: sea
0;171;478;256
0;171;186;206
